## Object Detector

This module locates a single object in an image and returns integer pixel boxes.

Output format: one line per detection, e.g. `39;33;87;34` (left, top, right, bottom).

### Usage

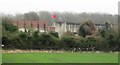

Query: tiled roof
10;20;49;29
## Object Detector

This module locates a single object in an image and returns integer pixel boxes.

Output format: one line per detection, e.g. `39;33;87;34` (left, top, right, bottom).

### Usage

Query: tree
98;22;118;51
0;21;2;37
78;20;96;37
14;14;24;20
49;31;59;38
105;22;111;30
83;37;96;51
24;12;39;21
106;34;118;51
2;18;19;49
18;32;30;49
62;31;75;37
39;33;58;49
95;36;109;51
38;11;52;25
31;30;41;49
59;35;76;50
2;18;18;32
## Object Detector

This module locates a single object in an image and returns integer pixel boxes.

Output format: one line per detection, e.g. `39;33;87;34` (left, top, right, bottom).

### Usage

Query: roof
10;20;48;29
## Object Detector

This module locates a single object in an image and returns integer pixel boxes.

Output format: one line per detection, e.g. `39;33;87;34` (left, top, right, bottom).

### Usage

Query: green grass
2;52;118;63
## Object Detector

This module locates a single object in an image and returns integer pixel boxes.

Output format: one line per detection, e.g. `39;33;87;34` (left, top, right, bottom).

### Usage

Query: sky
0;0;119;15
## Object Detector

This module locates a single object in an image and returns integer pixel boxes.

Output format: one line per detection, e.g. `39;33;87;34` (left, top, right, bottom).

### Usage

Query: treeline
2;18;118;52
1;11;118;25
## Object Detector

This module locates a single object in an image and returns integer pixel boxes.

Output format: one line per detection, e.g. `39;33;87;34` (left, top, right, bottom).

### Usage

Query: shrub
39;33;58;50
49;31;59;38
59;35;76;50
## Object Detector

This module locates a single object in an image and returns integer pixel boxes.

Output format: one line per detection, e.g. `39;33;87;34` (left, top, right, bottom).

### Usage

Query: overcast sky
0;0;119;15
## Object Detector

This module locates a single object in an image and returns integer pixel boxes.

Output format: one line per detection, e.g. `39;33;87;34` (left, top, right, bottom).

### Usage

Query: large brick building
10;20;112;37
10;20;55;32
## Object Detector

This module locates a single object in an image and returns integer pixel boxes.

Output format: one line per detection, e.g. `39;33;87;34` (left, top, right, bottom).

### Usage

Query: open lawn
2;52;118;63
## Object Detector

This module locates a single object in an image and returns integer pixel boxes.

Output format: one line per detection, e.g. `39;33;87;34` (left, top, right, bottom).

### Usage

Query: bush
82;37;96;51
2;19;18;32
49;31;59;38
59;35;76;50
39;33;58;50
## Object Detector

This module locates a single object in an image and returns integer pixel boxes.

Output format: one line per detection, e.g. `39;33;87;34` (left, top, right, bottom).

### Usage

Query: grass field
2;52;118;63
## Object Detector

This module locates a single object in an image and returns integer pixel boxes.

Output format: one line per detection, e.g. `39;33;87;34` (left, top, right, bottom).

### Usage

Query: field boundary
2;49;119;53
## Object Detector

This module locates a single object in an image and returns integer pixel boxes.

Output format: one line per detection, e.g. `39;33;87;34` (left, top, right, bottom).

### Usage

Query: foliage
83;37;96;48
2;18;19;49
62;31;75;37
39;33;58;49
2;17;118;52
78;20;96;37
49;31;59;38
24;11;39;21
97;22;118;51
59;35;76;50
4;11;118;26
2;18;18;32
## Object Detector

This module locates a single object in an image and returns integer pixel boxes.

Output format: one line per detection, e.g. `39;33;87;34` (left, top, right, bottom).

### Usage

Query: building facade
10;20;111;37
54;21;107;37
10;20;55;32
